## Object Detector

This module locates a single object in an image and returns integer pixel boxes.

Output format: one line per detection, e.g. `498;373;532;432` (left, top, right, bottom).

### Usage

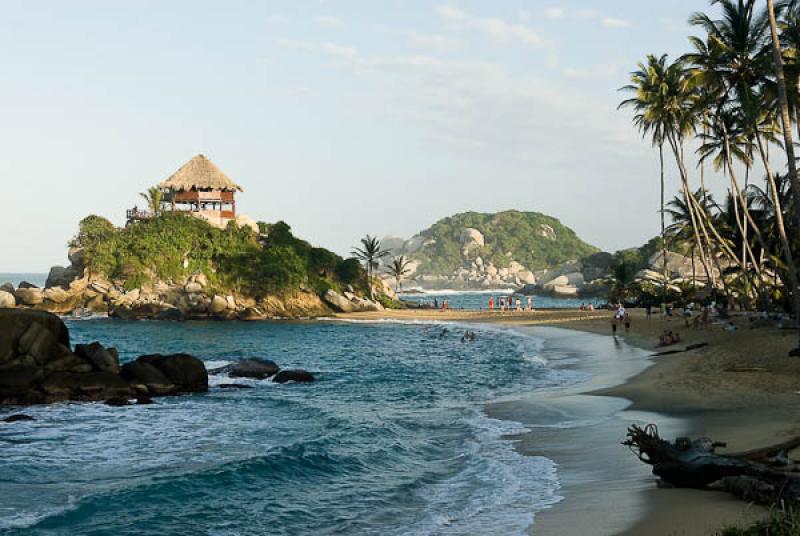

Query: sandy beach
336;308;800;535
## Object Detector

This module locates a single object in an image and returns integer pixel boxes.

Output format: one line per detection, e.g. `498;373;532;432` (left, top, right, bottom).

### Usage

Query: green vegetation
409;210;598;275
71;213;364;295
716;508;800;535
619;0;800;350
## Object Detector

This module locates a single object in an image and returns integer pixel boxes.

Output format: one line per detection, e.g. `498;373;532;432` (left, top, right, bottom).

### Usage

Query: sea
398;288;601;311
0;315;600;536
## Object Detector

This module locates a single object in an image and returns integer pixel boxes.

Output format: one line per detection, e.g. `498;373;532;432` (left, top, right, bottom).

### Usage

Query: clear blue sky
0;1;720;271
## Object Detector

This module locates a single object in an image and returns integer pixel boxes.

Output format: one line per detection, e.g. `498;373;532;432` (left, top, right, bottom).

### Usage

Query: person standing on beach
624;312;631;333
515;297;521;311
526;296;532;312
488;297;494;311
611;316;618;337
434;298;439;310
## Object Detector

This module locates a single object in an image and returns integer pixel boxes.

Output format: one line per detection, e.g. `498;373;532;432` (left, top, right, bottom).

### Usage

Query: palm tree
139;186;164;216
619;54;681;305
386;256;412;292
768;0;800;350
351;235;390;299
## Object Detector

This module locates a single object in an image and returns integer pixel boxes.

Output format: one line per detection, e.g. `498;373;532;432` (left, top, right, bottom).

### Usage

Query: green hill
408;210;599;275
72;213;363;296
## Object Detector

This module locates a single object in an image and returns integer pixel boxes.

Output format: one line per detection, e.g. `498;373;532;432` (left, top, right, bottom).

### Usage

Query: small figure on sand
624;312;631;333
526;296;533;312
488;297;494;311
515;297;522;311
658;330;680;346
611;316;618;337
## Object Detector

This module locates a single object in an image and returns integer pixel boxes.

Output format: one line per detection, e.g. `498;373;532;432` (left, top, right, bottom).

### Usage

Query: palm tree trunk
667;132;714;285
767;0;800;349
659;142;668;305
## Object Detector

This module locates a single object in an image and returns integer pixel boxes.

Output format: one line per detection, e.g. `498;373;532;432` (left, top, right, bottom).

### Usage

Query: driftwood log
624;424;800;505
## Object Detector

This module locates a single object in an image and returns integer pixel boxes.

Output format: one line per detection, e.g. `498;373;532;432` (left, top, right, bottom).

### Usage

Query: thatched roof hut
159;154;243;192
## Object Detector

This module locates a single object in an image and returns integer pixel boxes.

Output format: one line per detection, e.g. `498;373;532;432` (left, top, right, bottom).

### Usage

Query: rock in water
272;370;315;384
75;342;121;374
224;358;280;379
135;354;209;393
2;414;35;423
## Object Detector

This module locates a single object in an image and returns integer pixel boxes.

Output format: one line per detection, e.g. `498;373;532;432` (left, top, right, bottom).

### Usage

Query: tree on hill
139;186;164;216
352;235;390;299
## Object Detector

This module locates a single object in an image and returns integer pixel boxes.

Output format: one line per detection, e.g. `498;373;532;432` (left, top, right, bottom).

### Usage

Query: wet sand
337;308;799;534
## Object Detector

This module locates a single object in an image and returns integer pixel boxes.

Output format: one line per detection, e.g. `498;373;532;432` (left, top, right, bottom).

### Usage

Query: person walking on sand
611;316;618;337
488;297;494;311
526;296;533;312
515;297;522;311
624;312;631;333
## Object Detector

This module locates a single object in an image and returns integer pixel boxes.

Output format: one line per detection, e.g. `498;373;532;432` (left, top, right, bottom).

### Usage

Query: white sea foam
395;411;562;536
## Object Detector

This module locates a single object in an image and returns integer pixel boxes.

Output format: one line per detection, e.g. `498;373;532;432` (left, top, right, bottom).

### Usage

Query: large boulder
209;295;228;314
0;290;16;309
75;342;120;374
272;369;315;384
43;287;71;304
220;358;280;379
0;309;70;366
15;287;43;306
322;289;354;313
120;360;175;395
136;354;208;393
45;265;81;289
461;228;485;257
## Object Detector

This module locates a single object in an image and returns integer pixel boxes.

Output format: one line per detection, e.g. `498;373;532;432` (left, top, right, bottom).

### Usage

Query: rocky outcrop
272;369;315;383
0;290;15;309
322;289;384;313
215;358;280;379
0;309;208;406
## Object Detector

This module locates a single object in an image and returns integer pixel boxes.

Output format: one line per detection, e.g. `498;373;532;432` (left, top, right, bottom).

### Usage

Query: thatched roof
159;154;243;192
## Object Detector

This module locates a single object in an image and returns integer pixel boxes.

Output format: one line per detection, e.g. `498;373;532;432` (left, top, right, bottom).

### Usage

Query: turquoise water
0;319;588;535
0;273;47;288
399;290;602;311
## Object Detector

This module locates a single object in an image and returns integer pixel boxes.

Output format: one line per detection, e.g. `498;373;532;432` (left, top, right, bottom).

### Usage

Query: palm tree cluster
619;0;800;352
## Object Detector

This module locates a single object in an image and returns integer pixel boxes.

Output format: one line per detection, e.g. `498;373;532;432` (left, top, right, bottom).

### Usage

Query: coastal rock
222;358;280;379
43;287;70;304
1;282;15;294
322;289;354;313
539;224;557;241
0;290;16;309
75;342;120;374
135;354;208;393
45;265;80;289
272;369;315;384
15;288;43;306
2;414;34;423
460;228;485;256
17;281;39;289
184;281;203;294
209;295;228;314
120;360;175;395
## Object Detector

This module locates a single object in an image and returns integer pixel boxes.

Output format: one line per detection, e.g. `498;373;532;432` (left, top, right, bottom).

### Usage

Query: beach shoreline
335;308;799;535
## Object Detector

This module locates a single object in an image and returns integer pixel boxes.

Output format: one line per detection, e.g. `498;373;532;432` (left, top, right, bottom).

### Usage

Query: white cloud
314;15;343;28
601;17;632;29
277;39;357;59
407;31;462;53
435;5;547;46
544;8;565;20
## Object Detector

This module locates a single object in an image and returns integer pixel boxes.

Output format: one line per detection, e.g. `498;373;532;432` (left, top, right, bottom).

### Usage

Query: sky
0;0;725;271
